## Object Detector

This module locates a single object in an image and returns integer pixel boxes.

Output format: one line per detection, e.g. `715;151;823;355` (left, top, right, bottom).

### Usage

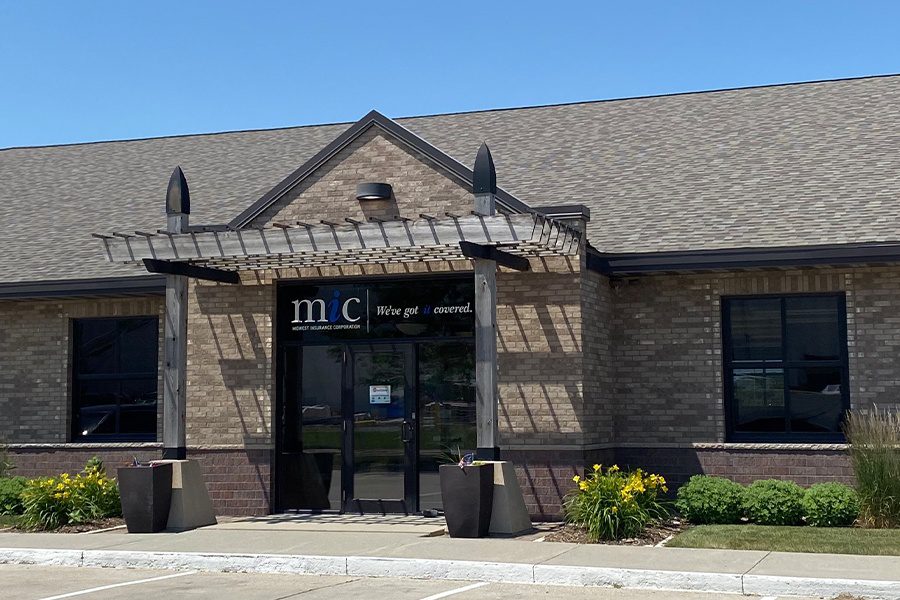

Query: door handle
400;420;413;443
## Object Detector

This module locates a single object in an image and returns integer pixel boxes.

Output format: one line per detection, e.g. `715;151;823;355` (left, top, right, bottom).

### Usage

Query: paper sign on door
369;385;391;404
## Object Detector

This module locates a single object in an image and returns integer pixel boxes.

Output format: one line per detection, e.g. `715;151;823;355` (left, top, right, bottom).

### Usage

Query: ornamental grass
563;464;669;541
844;407;900;528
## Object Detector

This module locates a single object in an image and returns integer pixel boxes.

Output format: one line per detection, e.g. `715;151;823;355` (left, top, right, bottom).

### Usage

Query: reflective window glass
729;298;782;361
724;295;847;439
785;296;841;362
72;317;159;441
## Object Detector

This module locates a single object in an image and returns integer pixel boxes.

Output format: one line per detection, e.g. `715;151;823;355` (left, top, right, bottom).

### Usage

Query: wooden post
163;168;190;460
473;144;500;461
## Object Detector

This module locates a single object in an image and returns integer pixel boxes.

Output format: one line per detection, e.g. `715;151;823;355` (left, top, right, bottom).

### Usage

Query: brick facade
497;256;585;447
251;126;473;228
5;125;900;520
0;296;164;444
8;446;268;516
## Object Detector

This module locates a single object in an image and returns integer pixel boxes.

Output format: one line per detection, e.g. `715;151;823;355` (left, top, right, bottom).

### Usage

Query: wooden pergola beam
459;241;531;272
95;213;580;265
143;258;240;284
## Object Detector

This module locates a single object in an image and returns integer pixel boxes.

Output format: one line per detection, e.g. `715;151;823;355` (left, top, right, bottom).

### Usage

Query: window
72;317;159;441
723;294;849;441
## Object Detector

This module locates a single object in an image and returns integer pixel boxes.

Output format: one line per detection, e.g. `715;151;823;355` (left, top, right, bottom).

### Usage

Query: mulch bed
543;518;685;545
1;517;125;534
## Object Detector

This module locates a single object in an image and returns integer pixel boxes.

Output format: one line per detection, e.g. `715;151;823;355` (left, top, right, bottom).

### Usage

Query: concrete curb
531;564;744;594
2;547;898;599
743;573;900;599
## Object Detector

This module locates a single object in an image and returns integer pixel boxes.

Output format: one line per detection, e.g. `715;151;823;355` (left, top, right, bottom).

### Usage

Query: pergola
94;145;583;464
95;211;582;278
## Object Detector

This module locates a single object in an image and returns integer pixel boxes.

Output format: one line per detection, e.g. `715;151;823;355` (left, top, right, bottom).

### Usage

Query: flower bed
2;457;122;531
563;464;669;541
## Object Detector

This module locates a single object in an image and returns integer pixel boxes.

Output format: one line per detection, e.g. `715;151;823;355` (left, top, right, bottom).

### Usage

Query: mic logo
292;290;361;324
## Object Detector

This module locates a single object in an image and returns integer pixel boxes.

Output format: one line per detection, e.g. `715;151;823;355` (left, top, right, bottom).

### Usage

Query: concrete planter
117;463;172;533
439;463;494;538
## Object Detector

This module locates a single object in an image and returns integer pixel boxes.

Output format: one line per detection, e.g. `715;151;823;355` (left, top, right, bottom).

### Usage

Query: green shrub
675;475;745;524
845;408;900;528
564;464;669;541
0;445;14;479
743;479;805;525
21;460;121;530
0;477;27;515
801;483;860;527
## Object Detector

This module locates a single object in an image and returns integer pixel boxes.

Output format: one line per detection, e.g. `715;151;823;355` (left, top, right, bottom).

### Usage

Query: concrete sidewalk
0;518;898;599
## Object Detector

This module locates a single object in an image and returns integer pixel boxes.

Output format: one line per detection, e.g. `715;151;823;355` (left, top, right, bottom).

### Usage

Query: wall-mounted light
356;182;393;201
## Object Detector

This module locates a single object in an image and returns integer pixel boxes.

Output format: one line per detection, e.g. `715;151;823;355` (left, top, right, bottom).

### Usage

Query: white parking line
36;570;197;600
418;581;489;600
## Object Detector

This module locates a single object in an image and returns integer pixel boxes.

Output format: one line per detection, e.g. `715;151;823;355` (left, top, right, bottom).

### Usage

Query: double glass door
277;341;474;513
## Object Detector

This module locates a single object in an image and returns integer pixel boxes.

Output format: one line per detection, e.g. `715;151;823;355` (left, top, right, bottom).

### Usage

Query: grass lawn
668;524;900;556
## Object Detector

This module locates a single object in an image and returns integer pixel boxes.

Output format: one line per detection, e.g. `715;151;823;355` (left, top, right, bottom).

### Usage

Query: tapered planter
439;463;494;538
117;463;173;533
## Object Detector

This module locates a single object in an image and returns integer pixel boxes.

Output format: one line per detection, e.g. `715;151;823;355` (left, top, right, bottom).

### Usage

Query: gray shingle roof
2;75;900;285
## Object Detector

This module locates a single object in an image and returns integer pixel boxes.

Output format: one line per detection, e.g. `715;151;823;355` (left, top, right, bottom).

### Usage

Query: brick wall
0;296;164;444
9;446;162;479
186;276;274;447
609;266;900;448
251;126;473;227
616;446;853;489
609;274;722;445
8;446;269;516
581;267;614;446
848;268;900;409
190;448;271;516
497;256;585;447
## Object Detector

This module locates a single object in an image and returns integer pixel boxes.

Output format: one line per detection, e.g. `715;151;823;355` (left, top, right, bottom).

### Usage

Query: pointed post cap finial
473;142;496;195
166;166;191;215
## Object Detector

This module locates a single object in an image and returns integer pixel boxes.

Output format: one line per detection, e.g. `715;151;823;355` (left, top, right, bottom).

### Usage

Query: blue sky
1;1;899;148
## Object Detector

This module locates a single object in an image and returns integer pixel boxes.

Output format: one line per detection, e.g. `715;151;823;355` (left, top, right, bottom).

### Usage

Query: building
2;75;899;519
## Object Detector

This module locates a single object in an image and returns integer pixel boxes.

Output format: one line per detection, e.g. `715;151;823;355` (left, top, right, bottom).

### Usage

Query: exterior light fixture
356;182;393;201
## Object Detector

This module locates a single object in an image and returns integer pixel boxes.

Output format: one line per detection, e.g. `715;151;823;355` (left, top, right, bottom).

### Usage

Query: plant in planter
439;451;494;538
117;460;172;533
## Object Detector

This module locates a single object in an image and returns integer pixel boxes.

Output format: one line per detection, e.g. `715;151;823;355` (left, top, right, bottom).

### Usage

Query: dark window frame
722;292;850;443
71;316;160;442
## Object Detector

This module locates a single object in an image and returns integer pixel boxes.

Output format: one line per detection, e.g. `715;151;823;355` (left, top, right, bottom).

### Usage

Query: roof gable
228;110;530;228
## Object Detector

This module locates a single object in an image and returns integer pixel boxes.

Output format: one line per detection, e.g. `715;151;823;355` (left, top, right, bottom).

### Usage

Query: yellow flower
578;481;588;491
572;475;580;483
608;465;620;473
611;506;618;513
592;464;601;472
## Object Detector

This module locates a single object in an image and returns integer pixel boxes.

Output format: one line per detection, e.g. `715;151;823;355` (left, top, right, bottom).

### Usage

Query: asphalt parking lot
0;564;829;600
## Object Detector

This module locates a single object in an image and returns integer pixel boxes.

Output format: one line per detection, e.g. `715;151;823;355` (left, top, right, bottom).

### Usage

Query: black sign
277;277;474;342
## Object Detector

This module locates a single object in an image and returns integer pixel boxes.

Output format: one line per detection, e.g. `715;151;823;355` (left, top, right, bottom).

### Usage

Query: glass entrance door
417;341;476;511
347;344;414;511
276;341;475;514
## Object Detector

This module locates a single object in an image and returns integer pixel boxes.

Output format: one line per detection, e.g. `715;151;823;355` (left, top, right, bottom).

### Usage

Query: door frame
272;273;475;514
343;342;417;512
